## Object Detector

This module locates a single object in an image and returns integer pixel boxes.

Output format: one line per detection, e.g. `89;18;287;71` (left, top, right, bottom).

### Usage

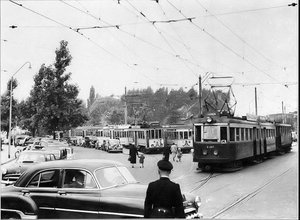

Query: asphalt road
2;143;298;219
73;143;298;219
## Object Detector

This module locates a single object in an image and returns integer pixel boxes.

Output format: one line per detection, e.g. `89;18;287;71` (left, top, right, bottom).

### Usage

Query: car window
63;169;97;189
95;167;127;188
27;170;60;188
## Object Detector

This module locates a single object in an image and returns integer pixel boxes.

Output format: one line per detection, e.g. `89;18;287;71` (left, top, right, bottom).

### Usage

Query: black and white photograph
1;0;298;219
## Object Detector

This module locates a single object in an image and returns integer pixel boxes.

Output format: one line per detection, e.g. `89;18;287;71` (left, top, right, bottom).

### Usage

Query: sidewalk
1;144;17;165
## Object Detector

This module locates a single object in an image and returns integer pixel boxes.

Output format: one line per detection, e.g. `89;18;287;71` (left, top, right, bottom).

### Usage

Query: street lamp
8;61;31;158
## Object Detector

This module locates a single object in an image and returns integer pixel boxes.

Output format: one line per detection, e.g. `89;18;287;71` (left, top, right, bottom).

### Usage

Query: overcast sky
1;0;298;117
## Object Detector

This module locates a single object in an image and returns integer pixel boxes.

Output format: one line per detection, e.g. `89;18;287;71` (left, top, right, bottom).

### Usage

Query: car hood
6;163;38;174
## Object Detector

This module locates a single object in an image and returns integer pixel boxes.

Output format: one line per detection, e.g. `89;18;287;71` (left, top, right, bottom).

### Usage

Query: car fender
1;193;38;218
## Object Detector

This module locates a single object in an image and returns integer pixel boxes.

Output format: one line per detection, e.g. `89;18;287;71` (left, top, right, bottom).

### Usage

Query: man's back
144;177;185;218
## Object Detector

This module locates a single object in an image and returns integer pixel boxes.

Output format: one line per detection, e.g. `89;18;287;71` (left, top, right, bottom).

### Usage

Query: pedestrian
176;148;182;162
144;159;185;218
170;143;177;162
162;145;171;161
138;153;145;168
129;144;138;168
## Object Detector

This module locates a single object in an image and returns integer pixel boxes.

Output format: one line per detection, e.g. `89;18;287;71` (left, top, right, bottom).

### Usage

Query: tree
0;78;19;137
28;40;88;135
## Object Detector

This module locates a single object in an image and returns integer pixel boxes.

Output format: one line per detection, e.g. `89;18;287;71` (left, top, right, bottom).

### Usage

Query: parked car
14;135;30;146
31;139;68;160
106;139;123;153
22;136;39;146
65;145;75;160
83;136;98;148
1;150;57;186
1;159;202;219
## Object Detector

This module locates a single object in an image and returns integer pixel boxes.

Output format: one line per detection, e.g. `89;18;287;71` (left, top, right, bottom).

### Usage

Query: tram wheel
203;165;211;172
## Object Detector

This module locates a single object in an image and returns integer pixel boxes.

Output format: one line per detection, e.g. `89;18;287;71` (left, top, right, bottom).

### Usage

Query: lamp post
8;61;31;158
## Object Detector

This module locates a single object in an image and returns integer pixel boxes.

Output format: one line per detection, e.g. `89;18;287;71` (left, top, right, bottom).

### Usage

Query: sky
1;0;298;117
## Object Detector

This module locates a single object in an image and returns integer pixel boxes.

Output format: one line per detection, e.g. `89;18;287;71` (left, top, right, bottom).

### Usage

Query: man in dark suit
144;160;185;218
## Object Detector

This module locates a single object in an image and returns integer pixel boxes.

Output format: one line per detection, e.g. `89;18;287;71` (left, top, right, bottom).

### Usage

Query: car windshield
17;153;45;163
95;166;137;188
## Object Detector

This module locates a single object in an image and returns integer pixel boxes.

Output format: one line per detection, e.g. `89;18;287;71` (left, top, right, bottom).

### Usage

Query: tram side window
236;128;240;141
220;127;227;142
184;131;188;139
250;129;253;140
179;132;183;139
241;128;245;141
245;129;249;141
230;128;235;141
195;126;201;142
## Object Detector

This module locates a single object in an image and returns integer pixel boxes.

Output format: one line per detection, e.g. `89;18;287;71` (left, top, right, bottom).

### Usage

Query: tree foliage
0;78;19;136
24;40;88;135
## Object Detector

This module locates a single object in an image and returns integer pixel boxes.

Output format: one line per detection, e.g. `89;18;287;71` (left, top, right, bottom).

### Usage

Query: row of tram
70;122;194;154
192;113;292;171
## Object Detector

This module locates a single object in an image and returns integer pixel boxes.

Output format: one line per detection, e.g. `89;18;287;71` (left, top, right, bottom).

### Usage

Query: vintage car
31;139;68;160
1;159;202;219
14;135;31;146
1;150;57;186
83;136;98;148
105;139;123;153
65;145;75;159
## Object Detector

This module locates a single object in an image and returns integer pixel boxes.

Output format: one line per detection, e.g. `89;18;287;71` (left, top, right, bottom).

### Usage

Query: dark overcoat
144;177;185;218
129;145;138;164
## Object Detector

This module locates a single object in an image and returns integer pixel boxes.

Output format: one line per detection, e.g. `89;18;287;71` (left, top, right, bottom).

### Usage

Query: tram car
193;114;292;171
128;122;165;154
112;124;131;148
164;124;193;153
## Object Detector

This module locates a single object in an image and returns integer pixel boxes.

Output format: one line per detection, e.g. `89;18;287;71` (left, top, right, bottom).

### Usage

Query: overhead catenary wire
5;0;297;105
194;0;294;82
165;0;297;96
8;0;160;87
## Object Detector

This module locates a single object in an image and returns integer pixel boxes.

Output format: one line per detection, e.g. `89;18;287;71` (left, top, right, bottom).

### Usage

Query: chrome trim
40;207;143;218
1;208;37;219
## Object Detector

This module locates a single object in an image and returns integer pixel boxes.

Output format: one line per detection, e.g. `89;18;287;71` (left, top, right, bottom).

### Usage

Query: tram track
208;165;297;219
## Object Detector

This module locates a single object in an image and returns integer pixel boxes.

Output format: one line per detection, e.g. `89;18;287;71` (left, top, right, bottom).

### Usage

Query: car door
24;169;61;219
56;168;100;219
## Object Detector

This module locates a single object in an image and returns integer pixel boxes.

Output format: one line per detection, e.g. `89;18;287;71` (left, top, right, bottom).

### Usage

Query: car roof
24;159;124;172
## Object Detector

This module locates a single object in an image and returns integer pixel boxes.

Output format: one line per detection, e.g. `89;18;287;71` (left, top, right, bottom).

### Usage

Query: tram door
262;128;267;156
253;127;257;157
253;127;262;159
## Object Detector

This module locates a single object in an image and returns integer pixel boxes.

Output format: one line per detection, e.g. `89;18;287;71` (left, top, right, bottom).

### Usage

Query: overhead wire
124;0;200;78
8;0;160;86
165;0;297;96
195;0;296;84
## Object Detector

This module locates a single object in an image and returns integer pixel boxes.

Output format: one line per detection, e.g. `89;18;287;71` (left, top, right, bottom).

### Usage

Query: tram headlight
213;150;219;156
202;150;207;155
206;117;213;123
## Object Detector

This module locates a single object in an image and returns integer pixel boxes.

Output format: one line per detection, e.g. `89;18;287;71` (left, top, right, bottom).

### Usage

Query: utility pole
199;75;202;117
124;87;128;124
255;87;258;116
282;101;284;123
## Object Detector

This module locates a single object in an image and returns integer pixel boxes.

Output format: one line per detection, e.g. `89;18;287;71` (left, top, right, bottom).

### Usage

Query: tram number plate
206;146;214;149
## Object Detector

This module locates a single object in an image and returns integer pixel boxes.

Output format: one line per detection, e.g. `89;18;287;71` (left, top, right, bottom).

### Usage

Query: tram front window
203;126;218;142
